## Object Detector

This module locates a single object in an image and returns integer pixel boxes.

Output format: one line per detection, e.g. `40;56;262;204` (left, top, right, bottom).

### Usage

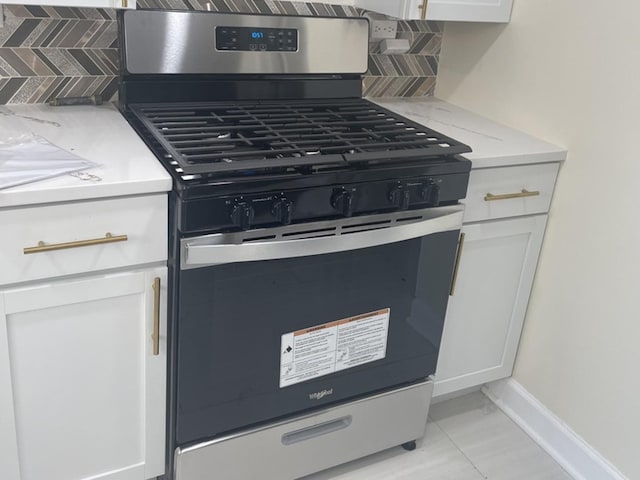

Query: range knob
420;180;441;206
388;183;411;210
272;197;293;225
331;188;354;217
230;200;254;230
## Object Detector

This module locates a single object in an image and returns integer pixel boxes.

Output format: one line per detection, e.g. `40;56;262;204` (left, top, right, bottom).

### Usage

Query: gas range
118;8;471;480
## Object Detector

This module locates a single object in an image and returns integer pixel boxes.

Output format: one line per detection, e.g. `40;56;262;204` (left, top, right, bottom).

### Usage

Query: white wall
436;1;640;478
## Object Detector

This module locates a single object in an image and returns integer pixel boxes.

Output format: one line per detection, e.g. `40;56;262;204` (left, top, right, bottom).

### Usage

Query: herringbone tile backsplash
0;1;442;104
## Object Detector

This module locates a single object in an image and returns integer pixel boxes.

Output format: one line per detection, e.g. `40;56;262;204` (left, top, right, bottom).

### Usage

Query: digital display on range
216;26;299;52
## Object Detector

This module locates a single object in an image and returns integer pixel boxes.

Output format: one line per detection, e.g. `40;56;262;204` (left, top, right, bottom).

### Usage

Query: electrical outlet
369;19;398;40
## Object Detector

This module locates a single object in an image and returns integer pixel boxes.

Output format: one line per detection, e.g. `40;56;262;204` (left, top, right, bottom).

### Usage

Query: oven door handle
183;208;464;268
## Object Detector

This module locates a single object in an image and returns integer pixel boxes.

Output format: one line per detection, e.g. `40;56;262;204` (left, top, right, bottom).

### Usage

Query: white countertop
0;98;565;209
370;97;567;168
0;103;172;208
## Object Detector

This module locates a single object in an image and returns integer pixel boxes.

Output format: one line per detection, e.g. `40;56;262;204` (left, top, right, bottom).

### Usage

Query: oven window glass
176;229;459;443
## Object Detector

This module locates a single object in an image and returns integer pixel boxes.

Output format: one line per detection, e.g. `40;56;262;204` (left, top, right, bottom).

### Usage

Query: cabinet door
0;268;167;480
433;215;546;397
354;0;513;22
1;0;134;8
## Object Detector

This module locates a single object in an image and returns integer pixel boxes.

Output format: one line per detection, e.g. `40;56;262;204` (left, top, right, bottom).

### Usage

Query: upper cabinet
1;0;134;9
353;0;514;23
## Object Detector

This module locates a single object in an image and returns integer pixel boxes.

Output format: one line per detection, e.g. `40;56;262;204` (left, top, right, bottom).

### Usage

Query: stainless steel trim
122;11;369;75
174;380;432;480
176;380;430;456
181;205;464;269
281;416;352;445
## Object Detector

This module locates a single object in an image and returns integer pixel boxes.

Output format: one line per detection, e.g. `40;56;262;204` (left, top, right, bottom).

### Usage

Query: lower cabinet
433;215;547;397
0;267;167;480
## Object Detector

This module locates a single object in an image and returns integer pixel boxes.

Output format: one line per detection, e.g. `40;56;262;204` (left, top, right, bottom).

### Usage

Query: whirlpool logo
309;389;334;400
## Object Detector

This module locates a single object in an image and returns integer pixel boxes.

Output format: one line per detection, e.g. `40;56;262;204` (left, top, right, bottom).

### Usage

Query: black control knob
272;197;293;225
388;183;411;210
230;201;254;230
331;188;354;217
421;180;441;206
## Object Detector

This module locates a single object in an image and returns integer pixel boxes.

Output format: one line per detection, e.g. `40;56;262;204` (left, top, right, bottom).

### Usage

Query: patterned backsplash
0;1;442;104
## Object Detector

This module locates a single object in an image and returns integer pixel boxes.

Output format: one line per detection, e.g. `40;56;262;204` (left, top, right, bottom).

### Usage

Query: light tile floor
304;391;572;480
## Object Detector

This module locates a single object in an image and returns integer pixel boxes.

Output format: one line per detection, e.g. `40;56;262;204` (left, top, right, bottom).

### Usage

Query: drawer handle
418;0;429;20
282;416;352;446
152;277;161;356
23;232;128;254
484;189;540;202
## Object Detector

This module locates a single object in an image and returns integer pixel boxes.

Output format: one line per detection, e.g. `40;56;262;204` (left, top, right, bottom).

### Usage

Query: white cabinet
434;216;546;397
0;190;168;480
354;0;514;23
0;268;167;480
279;0;355;6
1;0;134;9
433;162;560;397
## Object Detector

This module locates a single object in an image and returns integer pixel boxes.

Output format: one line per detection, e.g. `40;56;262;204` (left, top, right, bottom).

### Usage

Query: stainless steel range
118;9;471;480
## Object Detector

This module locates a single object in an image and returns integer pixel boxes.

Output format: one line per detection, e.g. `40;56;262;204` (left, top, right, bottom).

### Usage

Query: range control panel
215;26;298;52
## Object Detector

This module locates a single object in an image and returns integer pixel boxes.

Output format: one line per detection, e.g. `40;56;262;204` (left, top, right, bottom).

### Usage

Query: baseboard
482;379;627;480
431;384;480;404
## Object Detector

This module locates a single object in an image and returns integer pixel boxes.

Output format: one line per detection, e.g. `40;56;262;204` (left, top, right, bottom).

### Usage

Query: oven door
176;205;463;445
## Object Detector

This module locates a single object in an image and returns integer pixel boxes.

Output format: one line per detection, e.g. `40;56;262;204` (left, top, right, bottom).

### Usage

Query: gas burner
129;100;470;177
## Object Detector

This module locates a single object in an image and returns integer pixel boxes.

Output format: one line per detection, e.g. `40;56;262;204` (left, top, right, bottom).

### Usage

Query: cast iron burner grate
129;99;471;180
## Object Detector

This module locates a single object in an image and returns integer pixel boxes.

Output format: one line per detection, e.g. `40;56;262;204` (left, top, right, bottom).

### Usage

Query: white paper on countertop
0;134;96;190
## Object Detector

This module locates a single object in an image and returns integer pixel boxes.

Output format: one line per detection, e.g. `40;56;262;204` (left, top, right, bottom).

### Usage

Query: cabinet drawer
0;194;167;286
463;163;560;222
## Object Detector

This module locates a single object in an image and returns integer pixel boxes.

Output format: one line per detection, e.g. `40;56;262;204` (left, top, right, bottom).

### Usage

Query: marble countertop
370;97;567;169
0;103;172;209
0;97;566;210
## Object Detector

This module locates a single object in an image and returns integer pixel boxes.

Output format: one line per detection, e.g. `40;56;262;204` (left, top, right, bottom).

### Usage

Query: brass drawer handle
23;232;128;254
484;189;541;202
418;0;429;20
449;233;465;296
152;277;161;356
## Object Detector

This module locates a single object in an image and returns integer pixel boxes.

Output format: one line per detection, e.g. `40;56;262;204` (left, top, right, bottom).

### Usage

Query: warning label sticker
279;308;390;388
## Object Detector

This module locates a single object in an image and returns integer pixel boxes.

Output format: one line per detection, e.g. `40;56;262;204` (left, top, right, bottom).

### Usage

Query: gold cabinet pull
23;232;128;254
418;0;429;20
152;277;161;356
122;0;128;7
449;233;465;296
484;189;540;202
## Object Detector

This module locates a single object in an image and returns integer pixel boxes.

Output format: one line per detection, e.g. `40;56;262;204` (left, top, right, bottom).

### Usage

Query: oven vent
215;211;436;246
282;227;337;238
182;205;463;269
341;219;392;230
242;234;276;243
